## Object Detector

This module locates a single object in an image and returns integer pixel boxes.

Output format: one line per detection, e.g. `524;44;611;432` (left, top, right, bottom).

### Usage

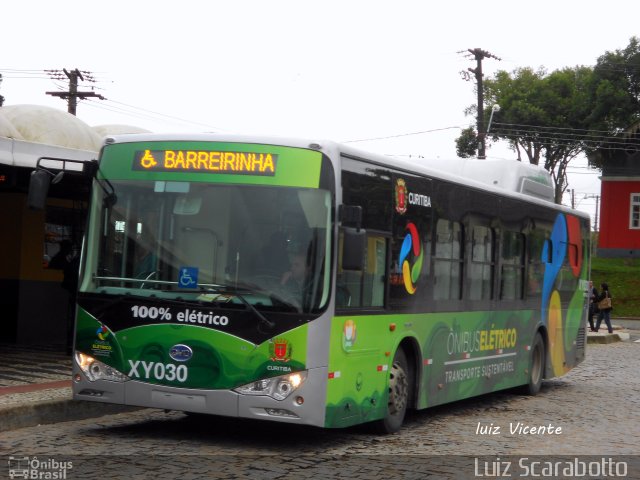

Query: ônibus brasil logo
398;222;423;295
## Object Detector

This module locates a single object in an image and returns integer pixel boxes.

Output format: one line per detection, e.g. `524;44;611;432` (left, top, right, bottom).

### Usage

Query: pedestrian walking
595;282;613;334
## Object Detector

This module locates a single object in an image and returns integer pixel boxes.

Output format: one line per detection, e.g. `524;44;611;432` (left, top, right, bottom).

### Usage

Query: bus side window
469;225;495;301
500;231;525;300
433;219;463;300
337;232;386;308
526;232;546;298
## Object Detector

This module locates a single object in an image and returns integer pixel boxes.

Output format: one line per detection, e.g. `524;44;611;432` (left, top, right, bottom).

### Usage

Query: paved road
1;340;639;479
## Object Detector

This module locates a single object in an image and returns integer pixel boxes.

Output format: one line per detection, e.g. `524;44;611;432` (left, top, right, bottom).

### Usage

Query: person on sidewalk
595;282;613;334
587;280;599;332
49;240;80;354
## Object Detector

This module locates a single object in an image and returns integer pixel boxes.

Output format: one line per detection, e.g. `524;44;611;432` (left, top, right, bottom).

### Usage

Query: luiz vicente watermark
8;456;72;479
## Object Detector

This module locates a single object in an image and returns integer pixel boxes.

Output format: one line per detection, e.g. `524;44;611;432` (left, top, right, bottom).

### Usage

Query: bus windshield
84;180;332;314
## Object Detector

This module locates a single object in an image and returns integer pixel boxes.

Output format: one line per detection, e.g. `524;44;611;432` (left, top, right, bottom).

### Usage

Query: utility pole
584;194;600;232
570;188;575;209
45;68;105;115
466;48;501;159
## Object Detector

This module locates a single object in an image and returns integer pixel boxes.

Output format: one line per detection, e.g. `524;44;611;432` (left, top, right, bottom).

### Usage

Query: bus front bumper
72;366;328;427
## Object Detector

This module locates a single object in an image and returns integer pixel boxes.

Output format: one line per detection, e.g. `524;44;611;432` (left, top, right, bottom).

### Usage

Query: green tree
456;37;640;203
459;66;595;203
586;36;640;166
455;126;478;158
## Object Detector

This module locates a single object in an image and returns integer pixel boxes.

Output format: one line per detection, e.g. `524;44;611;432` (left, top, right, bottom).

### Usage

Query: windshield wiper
233;281;303;313
202;285;275;330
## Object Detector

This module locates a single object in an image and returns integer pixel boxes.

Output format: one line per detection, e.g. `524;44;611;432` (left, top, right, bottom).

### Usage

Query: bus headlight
234;371;307;401
75;352;129;382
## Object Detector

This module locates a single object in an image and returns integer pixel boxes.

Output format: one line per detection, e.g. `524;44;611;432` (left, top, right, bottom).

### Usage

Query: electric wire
344;125;464;143
83;98;222;131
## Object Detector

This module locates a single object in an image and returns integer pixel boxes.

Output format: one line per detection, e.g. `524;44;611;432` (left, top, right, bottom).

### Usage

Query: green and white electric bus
35;134;589;433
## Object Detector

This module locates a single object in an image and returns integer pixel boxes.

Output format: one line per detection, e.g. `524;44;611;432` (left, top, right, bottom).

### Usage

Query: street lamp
487;104;500;134
478;104;500;159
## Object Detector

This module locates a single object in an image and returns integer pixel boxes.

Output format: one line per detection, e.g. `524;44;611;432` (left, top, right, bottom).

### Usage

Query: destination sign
133;149;278;176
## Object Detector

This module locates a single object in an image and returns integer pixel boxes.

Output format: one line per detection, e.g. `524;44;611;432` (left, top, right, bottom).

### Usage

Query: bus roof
0;136;96;171
101;132;589;219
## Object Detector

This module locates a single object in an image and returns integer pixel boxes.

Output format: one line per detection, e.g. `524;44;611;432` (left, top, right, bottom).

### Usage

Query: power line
491;123;640;151
343;126;463;143
0;64;223;130
83;98;223;131
492;122;639;135
104;99;224;131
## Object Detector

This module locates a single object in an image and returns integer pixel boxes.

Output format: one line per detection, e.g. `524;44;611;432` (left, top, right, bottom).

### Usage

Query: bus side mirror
27;169;53;210
342;227;366;271
339;205;362;230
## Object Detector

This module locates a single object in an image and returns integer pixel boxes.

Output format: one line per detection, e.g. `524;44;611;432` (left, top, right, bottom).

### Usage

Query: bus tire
372;348;409;434
521;332;545;395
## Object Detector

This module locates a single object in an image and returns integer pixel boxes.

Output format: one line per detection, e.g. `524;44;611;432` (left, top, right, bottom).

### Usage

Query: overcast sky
2;0;640;226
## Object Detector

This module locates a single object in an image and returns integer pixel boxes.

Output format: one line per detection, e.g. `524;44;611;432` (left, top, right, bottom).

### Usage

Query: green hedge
590;257;640;318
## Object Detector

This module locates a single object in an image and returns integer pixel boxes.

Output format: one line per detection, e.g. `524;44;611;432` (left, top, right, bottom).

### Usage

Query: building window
631;193;640;229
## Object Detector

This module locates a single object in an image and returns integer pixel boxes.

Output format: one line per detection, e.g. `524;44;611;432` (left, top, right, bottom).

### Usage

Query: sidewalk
0;344;136;432
0;321;637;432
586;317;638;344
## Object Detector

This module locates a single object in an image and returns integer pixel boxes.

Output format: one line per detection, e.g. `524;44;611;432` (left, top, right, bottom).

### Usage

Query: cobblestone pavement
0;344;72;408
1;340;639;479
0;344;71;387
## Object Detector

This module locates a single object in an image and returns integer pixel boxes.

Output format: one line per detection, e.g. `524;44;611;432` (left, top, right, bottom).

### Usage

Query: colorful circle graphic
398;222;423;295
96;325;109;341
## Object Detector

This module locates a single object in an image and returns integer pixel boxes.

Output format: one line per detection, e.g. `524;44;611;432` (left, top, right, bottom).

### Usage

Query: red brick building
598;122;640;258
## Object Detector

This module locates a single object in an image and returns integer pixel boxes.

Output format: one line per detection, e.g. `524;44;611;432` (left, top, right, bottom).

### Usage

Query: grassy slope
590;257;640;318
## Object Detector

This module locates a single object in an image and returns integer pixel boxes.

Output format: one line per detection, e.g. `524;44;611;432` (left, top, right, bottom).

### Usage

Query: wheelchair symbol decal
178;267;198;288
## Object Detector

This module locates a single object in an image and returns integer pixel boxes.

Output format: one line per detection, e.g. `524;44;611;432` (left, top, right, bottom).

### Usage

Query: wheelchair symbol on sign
178;267;198;288
140;149;158;169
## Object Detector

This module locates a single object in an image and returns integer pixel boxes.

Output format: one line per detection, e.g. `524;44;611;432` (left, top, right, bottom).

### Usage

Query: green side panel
76;307;308;389
99;141;322;188
324;316;392;428
325;311;537;428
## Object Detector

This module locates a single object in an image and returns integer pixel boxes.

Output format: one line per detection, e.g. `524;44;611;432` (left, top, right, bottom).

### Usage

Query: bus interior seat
336;284;351;307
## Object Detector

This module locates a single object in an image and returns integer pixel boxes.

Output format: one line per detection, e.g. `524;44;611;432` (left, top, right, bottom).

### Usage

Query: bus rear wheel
372;348;409;434
521;332;545;395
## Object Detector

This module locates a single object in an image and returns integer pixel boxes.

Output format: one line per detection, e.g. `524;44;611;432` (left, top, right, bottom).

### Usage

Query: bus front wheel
372;348;409;434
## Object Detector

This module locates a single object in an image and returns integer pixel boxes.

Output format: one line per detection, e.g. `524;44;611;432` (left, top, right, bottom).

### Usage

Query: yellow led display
133;150;278;176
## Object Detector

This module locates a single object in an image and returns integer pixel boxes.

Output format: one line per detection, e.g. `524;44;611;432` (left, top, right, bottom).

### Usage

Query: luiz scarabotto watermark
4;454;637;478
473;456;630;478
7;456;73;479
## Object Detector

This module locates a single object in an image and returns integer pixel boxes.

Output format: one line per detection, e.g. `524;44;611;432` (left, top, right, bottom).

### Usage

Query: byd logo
398;222;423;295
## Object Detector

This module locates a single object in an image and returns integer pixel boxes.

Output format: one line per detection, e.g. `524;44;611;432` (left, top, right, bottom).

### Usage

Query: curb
587;333;620;344
0;396;140;432
586;331;631;344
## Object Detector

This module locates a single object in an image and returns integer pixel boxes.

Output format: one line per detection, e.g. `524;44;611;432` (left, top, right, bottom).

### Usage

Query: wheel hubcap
388;361;408;415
